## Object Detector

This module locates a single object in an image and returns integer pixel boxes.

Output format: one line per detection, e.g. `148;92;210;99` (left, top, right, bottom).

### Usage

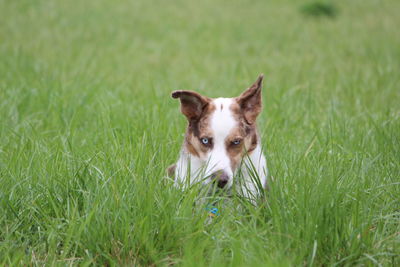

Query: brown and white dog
168;75;268;200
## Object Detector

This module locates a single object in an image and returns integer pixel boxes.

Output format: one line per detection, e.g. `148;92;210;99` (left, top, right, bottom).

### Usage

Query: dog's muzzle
210;170;230;188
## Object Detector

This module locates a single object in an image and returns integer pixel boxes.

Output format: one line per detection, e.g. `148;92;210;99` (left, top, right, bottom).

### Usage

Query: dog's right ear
236;74;264;125
171;90;210;121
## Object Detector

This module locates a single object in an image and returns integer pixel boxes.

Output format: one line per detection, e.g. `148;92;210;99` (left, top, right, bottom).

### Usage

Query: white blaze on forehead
206;97;236;178
210;98;236;139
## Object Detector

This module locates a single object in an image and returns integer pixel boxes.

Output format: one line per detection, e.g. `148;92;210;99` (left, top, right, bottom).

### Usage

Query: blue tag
205;205;219;216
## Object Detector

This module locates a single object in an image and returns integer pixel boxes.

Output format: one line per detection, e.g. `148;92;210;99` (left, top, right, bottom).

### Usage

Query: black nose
211;171;229;188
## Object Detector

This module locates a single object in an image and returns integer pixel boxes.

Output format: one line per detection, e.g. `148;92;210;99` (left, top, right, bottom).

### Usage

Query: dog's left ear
171;90;210;121
236;74;264;124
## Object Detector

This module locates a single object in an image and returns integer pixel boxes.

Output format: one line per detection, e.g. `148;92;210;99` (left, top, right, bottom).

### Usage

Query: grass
300;2;338;18
0;0;399;265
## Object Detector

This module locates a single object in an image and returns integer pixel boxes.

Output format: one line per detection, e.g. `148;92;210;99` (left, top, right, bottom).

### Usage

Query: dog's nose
211;171;230;188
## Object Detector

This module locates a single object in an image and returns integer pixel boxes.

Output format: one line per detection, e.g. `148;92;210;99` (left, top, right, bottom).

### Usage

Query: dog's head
172;75;263;189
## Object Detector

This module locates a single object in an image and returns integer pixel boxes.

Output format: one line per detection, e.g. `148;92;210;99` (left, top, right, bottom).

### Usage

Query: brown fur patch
167;164;176;178
228;101;260;170
225;128;245;170
185;141;200;157
184;102;216;157
247;131;258;153
225;124;259;171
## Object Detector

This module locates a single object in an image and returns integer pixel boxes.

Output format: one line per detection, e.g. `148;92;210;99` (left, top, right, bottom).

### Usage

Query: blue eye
201;138;209;145
232;139;241;145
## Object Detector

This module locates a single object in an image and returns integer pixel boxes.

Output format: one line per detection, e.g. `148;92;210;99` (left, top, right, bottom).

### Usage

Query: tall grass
0;0;399;265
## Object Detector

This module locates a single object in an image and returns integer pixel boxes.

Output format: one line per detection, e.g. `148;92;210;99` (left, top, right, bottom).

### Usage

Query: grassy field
1;0;399;265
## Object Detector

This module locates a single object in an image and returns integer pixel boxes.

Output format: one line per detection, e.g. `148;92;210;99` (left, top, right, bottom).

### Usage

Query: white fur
238;144;268;199
206;98;236;187
174;98;268;200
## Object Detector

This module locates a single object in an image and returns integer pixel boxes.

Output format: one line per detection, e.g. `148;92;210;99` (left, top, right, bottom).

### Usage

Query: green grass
1;0;399;265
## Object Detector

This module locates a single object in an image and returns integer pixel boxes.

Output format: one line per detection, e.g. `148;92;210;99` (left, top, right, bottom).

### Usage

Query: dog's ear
236;74;264;124
171;90;210;121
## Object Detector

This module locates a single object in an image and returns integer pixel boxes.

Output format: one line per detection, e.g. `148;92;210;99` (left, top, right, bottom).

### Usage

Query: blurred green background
0;0;399;265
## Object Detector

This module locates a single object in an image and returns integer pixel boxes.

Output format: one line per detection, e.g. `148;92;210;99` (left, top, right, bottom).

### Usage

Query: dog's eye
232;139;241;145
201;138;209;145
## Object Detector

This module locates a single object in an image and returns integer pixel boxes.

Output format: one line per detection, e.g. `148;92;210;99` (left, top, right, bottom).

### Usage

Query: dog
168;75;268;200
